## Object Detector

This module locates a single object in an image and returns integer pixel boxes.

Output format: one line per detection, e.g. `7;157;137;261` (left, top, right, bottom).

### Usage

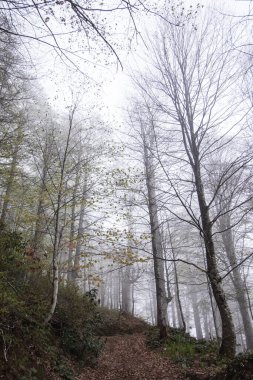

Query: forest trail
77;333;188;380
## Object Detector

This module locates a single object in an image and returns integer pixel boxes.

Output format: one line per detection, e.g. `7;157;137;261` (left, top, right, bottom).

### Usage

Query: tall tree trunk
170;229;186;331
70;175;87;286
203;247;220;340
171;300;177;328
67;170;79;282
143;128;168;338
33;131;53;257
100;281;105;307
122;266;132;313
219;214;253;350
33;164;47;257
174;273;185;330
193;162;236;357
131;282;135;315
44;105;76;324
203;311;210;340
0;124;23;226
190;288;203;339
149;282;156;325
43;194;61;325
164;244;173;304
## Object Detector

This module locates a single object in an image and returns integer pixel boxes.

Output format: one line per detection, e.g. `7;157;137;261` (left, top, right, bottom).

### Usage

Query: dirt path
77;333;188;380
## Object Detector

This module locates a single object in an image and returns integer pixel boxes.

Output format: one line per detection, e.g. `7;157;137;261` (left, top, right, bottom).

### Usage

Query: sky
101;0;253;125
14;0;253;125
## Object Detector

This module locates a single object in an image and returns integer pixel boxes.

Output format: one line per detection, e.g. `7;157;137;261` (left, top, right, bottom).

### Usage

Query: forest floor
77;333;188;380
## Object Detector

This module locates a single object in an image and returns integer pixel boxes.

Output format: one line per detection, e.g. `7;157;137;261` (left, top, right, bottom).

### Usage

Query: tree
43;102;78;324
0;16;30;229
209;165;253;350
0;0;155;70
127;101;170;338
132;11;252;357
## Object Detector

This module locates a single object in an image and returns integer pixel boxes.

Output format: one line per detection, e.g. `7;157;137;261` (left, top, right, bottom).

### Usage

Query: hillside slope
77;333;187;380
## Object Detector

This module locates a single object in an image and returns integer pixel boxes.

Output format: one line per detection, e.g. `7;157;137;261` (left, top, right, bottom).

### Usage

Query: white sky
17;0;253;125
102;0;253;124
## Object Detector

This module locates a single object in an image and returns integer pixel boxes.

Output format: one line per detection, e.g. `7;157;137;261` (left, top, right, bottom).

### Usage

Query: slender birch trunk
44;105;76;325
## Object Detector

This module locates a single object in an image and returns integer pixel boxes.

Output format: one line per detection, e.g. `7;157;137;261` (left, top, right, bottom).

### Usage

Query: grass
147;327;220;369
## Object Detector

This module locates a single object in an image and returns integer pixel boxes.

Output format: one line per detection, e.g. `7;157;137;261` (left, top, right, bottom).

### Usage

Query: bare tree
210;166;253;350
132;11;252;357
127;102;170;338
43;102;77;324
0;0;156;70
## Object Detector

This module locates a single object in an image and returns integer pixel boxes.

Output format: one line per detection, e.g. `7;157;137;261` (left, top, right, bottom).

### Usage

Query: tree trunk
191;288;203;339
170;231;186;331
219;214;253;350
171;300;177;328
43;105;76;324
203;311;210;340
33;131;53;257
70;176;87;286
122;266;132;313
44;261;59;324
33;165;47;257
193;163;236;357
143;129;168;338
0;124;23;226
67;171;79;282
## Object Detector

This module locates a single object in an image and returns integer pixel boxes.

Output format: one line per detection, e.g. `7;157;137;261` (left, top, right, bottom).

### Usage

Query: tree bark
193;163;236;357
43;105;76;324
67;170;80;282
219;214;253;350
70;175;87;286
122;265;132;313
143;125;169;338
190;288;203;340
0;123;23;226
170;231;186;331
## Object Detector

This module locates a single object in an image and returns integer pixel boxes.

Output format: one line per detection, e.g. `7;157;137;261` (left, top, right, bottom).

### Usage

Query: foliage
146;327;163;349
146;327;253;378
147;327;220;370
209;351;253;380
0;228;103;378
0;229;51;378
54;359;74;380
53;284;103;365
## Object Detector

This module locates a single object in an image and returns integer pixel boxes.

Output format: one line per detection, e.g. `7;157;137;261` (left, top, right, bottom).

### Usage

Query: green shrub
0;228;103;378
164;339;195;367
146;326;220;370
146;327;162;348
52;284;103;365
54;359;74;380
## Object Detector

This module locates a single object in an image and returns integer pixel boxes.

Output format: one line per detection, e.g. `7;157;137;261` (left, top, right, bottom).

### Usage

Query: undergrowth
147;327;220;369
147;327;253;379
96;308;149;336
0;228;103;379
